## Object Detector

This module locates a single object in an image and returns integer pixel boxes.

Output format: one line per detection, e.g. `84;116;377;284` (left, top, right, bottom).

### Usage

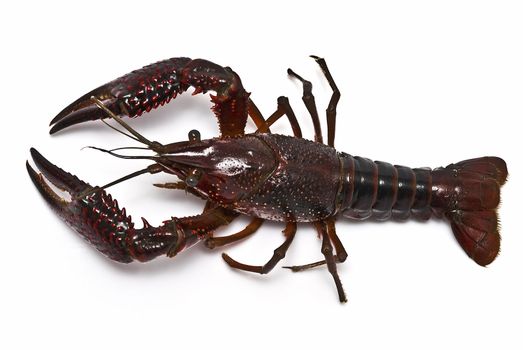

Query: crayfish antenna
82;146;157;161
74;163;163;199
90;97;165;152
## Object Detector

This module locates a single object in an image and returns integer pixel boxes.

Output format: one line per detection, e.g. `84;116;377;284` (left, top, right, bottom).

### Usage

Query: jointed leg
315;220;347;302
256;96;302;138
248;98;270;132
287;68;324;143
311;56;340;147
282;256;344;272
222;222;297;274
283;218;347;271
205;218;264;249
327;218;348;262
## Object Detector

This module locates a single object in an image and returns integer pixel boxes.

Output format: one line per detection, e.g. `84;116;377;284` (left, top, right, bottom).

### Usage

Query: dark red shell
75;192;134;263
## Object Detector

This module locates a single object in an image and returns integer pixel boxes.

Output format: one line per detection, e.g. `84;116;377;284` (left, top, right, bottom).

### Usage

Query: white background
2;1;522;349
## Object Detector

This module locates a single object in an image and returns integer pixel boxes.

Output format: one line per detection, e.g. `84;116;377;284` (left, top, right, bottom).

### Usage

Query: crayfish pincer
26;56;507;303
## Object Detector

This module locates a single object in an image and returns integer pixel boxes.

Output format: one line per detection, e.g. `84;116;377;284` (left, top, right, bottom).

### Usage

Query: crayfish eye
188;129;201;142
185;168;202;187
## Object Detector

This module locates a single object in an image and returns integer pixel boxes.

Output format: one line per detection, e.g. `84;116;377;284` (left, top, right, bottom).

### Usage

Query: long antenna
108;146;151;152
83;146;157;160
100;119;142;143
90;96;158;148
75;164;163;199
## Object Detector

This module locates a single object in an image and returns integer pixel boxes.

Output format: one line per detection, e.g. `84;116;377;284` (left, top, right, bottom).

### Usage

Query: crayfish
27;56;507;302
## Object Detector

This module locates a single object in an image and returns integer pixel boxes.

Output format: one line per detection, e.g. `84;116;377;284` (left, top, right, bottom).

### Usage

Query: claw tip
25;160;34;174
29;147;39;159
49;123;63;135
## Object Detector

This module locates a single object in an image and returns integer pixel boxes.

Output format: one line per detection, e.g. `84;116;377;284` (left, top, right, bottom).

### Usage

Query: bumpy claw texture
50;57;250;137
27;148;179;263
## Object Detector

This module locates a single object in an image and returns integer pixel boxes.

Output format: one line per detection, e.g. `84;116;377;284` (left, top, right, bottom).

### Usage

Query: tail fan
431;157;508;266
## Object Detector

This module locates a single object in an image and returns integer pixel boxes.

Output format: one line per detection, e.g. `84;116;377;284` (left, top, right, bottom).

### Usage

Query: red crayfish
26;56;507;302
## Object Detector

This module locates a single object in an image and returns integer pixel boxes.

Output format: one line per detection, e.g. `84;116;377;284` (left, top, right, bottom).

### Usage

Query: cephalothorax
27;56;507;302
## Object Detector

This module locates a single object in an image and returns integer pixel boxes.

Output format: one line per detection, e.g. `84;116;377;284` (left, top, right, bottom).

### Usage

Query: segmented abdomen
339;154;432;220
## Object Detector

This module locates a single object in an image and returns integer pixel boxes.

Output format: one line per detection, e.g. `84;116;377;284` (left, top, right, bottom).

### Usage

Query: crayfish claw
26;148;226;264
27;148;137;262
50;85;107;125
49;57;193;134
49;90;119;134
28;147;91;195
26;160;68;211
49;57;251;138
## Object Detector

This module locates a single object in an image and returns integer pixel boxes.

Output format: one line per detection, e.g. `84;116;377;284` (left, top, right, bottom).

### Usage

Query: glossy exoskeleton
27;56;508;302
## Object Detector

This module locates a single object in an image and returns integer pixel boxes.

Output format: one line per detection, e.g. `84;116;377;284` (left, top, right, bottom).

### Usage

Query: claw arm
27;148;237;263
50;57;250;138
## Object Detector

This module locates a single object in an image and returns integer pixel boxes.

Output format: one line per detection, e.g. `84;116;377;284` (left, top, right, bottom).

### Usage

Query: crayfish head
157;135;277;205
